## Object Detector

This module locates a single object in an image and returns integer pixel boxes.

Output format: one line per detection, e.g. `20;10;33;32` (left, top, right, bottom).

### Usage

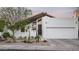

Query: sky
28;7;78;18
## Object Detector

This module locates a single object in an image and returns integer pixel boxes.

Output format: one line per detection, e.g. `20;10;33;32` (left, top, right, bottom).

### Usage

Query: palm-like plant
35;35;41;42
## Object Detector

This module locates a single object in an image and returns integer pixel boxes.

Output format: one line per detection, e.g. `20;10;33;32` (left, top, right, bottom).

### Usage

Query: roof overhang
25;12;55;23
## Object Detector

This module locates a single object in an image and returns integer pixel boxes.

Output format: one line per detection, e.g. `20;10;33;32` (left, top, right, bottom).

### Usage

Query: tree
0;19;5;32
0;7;32;42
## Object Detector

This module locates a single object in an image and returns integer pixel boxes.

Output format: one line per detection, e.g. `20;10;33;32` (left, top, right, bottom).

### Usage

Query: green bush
0;20;5;32
2;32;11;38
0;28;3;32
21;27;25;32
35;35;41;42
43;40;47;42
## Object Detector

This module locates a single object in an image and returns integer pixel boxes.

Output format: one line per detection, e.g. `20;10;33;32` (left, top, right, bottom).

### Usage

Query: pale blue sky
28;7;78;18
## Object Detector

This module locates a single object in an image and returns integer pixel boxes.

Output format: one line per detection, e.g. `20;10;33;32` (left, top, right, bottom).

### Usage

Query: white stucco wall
14;30;36;38
14;24;36;38
42;16;78;39
0;23;37;39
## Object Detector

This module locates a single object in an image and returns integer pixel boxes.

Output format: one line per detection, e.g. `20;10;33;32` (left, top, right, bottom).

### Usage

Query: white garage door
42;16;78;39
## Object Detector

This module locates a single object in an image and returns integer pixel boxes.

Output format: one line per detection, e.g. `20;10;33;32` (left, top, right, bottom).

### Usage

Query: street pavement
0;39;79;51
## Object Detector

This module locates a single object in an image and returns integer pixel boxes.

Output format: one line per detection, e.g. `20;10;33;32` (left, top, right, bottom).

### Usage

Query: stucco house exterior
14;12;78;40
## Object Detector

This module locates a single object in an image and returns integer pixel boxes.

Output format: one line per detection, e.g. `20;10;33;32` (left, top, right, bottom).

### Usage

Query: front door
38;24;42;35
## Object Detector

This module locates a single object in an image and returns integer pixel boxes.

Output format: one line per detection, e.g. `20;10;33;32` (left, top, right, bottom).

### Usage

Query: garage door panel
43;29;76;39
45;19;76;27
42;17;78;39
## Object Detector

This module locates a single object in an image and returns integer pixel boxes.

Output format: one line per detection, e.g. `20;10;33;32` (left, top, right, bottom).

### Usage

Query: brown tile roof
25;12;55;23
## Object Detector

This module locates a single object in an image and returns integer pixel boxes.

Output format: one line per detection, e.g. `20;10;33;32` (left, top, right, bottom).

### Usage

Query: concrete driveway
0;39;79;51
47;39;79;51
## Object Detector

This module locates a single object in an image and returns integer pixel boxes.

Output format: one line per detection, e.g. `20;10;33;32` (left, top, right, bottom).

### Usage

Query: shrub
0;20;5;32
43;40;47;42
35;35;41;42
30;36;34;39
0;28;3;32
21;27;25;32
23;40;27;43
2;32;11;38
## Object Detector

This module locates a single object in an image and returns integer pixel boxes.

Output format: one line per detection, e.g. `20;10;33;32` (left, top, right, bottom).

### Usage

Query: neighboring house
76;9;79;37
14;12;78;39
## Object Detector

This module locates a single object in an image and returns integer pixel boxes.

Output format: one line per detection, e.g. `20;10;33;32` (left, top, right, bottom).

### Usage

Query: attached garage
42;16;78;39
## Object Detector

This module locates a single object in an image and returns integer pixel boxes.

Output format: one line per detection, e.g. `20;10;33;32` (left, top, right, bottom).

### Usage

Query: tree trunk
28;29;30;42
12;30;16;42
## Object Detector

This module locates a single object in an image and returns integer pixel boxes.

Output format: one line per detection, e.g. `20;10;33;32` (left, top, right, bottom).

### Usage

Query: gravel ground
0;39;79;51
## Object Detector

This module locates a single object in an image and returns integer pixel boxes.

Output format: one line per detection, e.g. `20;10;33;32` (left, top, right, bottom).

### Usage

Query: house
14;12;54;38
76;9;79;37
14;12;78;39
